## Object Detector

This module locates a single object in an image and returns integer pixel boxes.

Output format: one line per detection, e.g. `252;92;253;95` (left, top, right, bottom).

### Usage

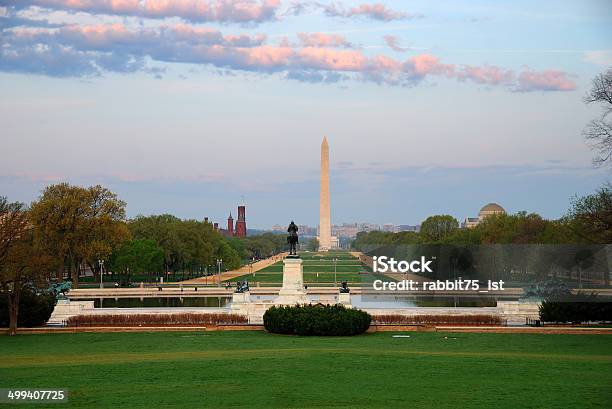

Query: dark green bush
0;286;56;327
539;292;612;324
263;304;371;336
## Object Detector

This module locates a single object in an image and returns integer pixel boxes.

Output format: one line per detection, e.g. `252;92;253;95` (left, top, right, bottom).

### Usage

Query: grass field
1;331;611;408
230;251;380;284
227;272;388;284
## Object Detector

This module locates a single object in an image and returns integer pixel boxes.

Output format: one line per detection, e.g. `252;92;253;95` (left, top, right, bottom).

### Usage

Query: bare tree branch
583;68;612;166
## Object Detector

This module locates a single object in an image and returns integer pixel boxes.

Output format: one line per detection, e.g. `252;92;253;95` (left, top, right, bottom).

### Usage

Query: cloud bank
0;22;576;92
2;0;282;24
0;2;577;92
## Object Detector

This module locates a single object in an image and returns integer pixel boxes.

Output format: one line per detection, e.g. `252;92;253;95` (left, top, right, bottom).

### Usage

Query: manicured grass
1;331;610;408
231;251;379;284
228;272;388;284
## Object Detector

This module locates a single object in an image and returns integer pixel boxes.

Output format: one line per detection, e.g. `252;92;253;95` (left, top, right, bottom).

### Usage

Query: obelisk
319;136;331;251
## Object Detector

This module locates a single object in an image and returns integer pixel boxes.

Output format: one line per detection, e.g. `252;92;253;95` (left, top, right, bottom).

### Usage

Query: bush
0;286;56;327
66;313;247;327
372;314;504;326
263;304;371;336
539;300;612;324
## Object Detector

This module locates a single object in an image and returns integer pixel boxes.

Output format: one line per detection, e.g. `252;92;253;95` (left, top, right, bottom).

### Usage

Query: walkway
180;253;287;284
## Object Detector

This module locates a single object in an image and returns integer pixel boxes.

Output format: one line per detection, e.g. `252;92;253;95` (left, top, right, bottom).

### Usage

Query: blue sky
1;1;611;228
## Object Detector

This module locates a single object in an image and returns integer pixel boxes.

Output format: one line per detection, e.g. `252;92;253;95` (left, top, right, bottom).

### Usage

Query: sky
1;0;611;228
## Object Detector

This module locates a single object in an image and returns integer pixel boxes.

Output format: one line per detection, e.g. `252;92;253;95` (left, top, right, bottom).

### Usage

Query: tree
583;68;612;166
0;197;53;335
110;239;164;285
307;237;319;251
29;184;129;288
128;215;242;274
566;184;612;243
420;215;459;242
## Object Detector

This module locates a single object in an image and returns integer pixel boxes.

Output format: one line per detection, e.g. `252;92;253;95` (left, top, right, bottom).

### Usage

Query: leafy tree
128;215;241;274
583;68;612;166
29;184;129;287
240;233;287;259
307;237;319;251
566;184;612;243
420;215;459;242
110;239;164;285
0;285;56;328
0;197;53;335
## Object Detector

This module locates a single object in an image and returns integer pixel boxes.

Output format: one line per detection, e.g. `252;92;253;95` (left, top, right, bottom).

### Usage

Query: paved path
180;253;287;284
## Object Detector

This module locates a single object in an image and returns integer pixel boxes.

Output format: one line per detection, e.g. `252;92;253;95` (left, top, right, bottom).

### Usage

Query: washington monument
319;136;331;251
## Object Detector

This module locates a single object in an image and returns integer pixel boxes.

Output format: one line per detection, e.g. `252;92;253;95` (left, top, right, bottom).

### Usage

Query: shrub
0;286;56;327
372;314;504;326
66;313;247;327
539;300;612;324
263;304;371;336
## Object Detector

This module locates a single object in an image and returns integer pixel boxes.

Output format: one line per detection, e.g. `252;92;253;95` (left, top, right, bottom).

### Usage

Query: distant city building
463;203;506;228
382;223;398;233
332;223;359;238
299;224;317;236
209;204;248;237
227;213;234;236
235;205;247;237
269;222;420;238
398;224;420;233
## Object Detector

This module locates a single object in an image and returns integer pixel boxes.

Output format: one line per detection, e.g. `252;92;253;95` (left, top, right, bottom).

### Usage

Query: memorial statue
287;221;299;256
235;281;250;293
339;281;350;293
48;281;72;300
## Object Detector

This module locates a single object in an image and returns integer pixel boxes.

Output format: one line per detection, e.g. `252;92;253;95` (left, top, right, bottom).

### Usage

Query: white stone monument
275;257;310;305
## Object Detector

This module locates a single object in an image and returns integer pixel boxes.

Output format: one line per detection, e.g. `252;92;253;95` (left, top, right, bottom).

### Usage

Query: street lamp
98;259;105;289
216;259;223;288
333;257;337;287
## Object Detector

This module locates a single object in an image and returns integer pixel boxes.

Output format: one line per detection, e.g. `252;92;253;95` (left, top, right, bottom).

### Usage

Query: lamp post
216;259;222;288
333;257;337;287
98;259;105;289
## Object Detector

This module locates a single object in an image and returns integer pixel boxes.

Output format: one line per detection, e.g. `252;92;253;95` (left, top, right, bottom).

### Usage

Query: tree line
0;183;286;335
353;185;611;287
353;185;611;249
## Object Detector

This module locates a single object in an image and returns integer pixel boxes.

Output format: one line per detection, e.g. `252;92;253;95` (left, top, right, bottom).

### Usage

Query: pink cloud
297;32;352;48
347;3;410;21
406;54;454;77
369;55;402;72
0;21;577;92
515;69;576;92
4;0;281;23
456;65;514;85
240;44;294;68
322;2;418;21
383;35;406;52
297;47;367;71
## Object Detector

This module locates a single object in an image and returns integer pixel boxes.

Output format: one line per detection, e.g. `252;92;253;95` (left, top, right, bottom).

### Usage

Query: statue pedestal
338;292;352;308
231;291;252;316
275;257;310;305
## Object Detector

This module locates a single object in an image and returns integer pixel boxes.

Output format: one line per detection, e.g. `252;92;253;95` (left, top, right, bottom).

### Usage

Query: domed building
463;203;505;228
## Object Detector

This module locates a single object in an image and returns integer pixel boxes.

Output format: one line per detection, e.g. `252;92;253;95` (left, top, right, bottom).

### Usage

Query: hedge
263;304;371;336
372;314;505;326
539;300;612;324
66;313;247;327
0;286;56;327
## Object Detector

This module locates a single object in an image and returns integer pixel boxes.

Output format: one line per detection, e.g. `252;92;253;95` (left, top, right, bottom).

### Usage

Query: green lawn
1;331;610;408
228;272;388;284
232;251;375;283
